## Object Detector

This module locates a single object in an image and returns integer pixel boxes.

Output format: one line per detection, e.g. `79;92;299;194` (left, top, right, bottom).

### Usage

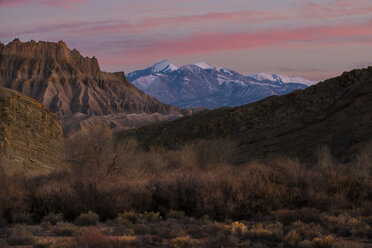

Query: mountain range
128;60;318;109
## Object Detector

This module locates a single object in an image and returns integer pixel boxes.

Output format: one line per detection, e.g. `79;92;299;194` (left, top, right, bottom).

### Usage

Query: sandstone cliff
0;39;198;135
0;87;65;175
120;67;372;163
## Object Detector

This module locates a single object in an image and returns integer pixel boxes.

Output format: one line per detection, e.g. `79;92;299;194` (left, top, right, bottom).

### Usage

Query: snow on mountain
150;59;179;73
251;73;317;86
193;62;215;70
127;60;319;109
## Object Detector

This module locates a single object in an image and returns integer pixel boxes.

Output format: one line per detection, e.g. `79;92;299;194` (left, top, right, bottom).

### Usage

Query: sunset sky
1;0;371;80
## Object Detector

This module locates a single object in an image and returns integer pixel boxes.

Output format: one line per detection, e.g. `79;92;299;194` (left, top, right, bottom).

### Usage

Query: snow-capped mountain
127;60;318;109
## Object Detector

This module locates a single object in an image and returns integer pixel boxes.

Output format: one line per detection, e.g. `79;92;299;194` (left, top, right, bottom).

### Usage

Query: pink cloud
0;0;84;8
101;21;372;66
42;0;84;8
302;0;372;19
0;0;30;6
1;10;287;37
66;10;287;35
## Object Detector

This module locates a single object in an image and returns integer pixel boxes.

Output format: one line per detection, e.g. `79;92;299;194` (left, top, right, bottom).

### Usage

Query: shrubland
0;126;371;247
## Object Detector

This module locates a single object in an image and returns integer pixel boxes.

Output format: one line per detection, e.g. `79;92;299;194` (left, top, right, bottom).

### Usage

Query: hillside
120;67;372;163
0;39;197;135
128;60;317;108
0;87;65;175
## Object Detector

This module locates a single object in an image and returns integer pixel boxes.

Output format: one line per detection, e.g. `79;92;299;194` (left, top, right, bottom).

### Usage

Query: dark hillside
120;67;372;163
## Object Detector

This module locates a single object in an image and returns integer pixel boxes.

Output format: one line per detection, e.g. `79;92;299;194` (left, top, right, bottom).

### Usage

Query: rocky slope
128;60;317;108
120;67;372;163
0;87;65;174
0;39;196;135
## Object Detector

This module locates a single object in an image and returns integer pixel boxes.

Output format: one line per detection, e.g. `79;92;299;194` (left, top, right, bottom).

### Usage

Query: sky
0;0;372;80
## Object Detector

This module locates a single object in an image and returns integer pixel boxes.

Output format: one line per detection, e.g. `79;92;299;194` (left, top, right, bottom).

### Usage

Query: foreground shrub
325;213;358;237
284;230;302;246
134;224;151;235
0;174;27;224
0;239;8;248
167;210;186;220
230;221;248;237
41;221;53;231
297;240;312;248
276;208;321;225
33;239;53;248
142;211;162;223
155;223;187;239
6;225;34;246
312;235;336;248
290;221;323;241
351;222;371;238
75;211;99;226
116;211;138;224
117;235;138;246
53;222;78;236
115;211;162;225
284;221;324;247
171;236;194;248
247;222;283;242
207;233;238;248
205;222;230;237
42;212;63;225
186;224;206;239
366;215;372;226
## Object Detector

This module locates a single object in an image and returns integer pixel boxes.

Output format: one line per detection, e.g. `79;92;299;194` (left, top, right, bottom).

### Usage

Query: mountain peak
150;59;179;73
193;62;215;70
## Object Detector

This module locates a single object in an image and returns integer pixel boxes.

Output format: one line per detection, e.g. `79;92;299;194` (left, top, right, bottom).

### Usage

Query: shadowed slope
120;67;372;163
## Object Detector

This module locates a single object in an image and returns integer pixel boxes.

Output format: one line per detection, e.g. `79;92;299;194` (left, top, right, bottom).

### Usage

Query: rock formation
120;67;372;163
0;39;198;135
0;87;65;175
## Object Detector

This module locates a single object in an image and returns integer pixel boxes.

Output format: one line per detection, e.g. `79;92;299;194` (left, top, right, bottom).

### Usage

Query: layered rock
0;87;65;174
0;39;197;135
120;67;372;163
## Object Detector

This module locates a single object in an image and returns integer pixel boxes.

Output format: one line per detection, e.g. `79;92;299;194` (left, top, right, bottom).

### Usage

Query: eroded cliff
0;39;198;135
0;87;65;175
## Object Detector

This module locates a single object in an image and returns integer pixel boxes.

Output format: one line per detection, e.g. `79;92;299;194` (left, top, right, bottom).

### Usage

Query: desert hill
120;67;372;163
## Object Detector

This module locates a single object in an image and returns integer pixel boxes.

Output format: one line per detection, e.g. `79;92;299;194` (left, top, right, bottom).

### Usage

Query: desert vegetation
0;127;372;247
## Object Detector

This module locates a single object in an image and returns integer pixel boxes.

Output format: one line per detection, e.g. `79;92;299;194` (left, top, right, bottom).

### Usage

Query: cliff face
0;39;197;135
0;39;184;116
120;67;372;163
0;87;65;174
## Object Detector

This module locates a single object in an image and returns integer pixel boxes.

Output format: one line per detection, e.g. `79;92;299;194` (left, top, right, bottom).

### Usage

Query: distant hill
128;60;317;109
120;67;372;163
0;39;198;135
